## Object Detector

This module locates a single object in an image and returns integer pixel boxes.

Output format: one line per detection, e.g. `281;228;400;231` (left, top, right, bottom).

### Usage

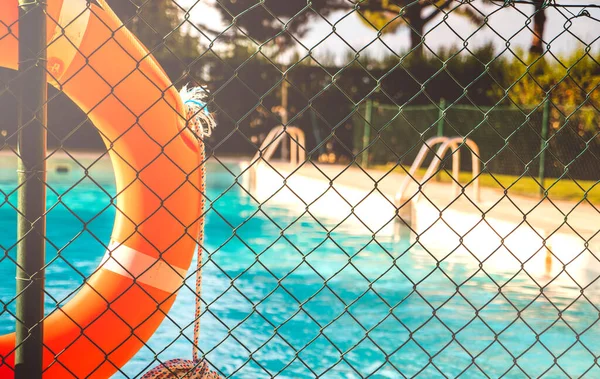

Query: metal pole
280;66;289;161
437;98;446;138
310;110;325;156
436;98;446;181
361;99;373;168
538;99;550;197
15;1;47;378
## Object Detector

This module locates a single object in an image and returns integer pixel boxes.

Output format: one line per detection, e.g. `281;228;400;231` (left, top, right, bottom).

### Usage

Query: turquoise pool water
1;160;600;378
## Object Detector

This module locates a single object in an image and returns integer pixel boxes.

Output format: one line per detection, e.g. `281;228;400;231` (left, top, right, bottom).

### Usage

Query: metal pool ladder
248;125;306;191
395;136;481;225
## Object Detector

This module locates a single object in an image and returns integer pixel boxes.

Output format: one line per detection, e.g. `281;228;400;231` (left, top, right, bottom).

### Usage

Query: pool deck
247;160;600;284
278;162;595;231
249;161;598;236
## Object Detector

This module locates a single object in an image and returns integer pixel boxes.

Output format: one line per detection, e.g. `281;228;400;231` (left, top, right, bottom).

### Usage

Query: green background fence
353;101;600;182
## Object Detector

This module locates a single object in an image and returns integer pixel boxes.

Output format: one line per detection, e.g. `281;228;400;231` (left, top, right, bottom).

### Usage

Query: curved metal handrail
395;136;454;204
248;126;306;191
395;136;481;206
253;125;306;166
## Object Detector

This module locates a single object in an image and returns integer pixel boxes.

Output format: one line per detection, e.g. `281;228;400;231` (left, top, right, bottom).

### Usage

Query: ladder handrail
395;136;452;204
395;136;481;205
248;126;306;192
253;125;306;165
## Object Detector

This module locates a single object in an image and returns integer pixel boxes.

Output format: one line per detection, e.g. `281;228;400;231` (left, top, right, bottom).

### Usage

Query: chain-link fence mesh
353;102;600;179
1;0;600;378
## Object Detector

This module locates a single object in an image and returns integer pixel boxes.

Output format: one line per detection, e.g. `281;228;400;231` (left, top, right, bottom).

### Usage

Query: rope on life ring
142;359;220;379
142;87;219;379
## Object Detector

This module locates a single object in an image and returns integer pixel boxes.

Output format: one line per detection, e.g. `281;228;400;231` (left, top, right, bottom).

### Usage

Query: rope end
180;84;216;139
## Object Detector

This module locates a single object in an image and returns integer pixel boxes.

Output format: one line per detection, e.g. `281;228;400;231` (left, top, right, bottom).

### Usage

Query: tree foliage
211;0;347;45
106;0;199;77
212;0;465;55
490;50;600;133
211;0;547;56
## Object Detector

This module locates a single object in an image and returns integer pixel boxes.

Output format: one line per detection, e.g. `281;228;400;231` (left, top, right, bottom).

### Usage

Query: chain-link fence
1;0;600;378
353;101;600;179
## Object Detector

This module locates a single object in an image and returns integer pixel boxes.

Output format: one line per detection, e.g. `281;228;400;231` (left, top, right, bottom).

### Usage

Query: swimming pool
1;155;599;378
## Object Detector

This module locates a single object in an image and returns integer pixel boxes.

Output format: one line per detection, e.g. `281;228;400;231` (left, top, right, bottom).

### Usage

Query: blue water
1;162;600;378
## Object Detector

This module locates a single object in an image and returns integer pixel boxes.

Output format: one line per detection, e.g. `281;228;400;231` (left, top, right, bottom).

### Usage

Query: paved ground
260;160;599;243
243;160;600;287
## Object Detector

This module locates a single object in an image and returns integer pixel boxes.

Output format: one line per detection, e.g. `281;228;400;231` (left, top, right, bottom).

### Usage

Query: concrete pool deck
249;160;599;237
245;160;600;288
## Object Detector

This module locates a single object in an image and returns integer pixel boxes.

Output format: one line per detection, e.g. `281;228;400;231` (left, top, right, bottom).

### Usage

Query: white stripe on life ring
47;0;91;81
100;242;189;293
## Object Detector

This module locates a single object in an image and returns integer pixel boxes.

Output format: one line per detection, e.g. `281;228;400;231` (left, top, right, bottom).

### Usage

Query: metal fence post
361;99;373;168
436;98;446;181
538;99;550;197
15;1;47;378
437;98;446;138
280;65;289;161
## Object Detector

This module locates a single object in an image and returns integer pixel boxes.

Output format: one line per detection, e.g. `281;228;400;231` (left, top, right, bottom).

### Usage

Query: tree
208;0;347;45
106;0;199;77
357;0;548;56
530;0;547;55
357;0;484;56
210;0;483;57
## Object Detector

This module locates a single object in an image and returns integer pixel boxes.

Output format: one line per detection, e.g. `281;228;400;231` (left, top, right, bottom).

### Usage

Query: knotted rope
142;87;219;379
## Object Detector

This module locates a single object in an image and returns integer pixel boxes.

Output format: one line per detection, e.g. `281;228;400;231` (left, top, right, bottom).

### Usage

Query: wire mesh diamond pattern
0;0;599;378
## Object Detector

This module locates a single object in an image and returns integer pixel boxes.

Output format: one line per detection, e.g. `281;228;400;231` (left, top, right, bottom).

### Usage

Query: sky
180;0;600;64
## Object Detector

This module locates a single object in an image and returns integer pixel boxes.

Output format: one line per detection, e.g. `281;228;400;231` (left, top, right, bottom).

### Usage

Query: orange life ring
0;1;207;377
